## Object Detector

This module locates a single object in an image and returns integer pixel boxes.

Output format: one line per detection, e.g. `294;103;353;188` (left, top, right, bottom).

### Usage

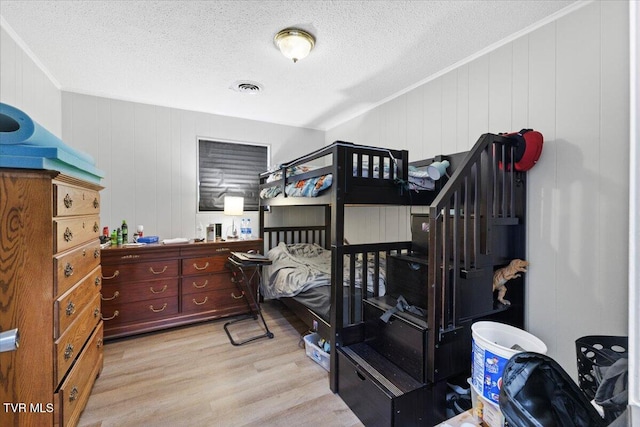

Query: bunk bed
258;141;436;372
255;141;424;334
258;136;528;425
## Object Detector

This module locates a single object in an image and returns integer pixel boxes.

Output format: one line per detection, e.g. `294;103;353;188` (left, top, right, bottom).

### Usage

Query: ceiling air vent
230;80;263;94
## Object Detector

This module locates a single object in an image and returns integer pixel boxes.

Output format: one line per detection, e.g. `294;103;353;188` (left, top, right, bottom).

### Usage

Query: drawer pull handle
69;386;79;402
94;307;100;317
97;338;104;348
93;222;99;233
408;262;421;271
231;291;245;299
93;198;99;209
66;301;76;316
64;227;73;242
192;262;209;271
95;276;102;286
149;266;168;275
149;285;167;294
149;303;167;313
356;370;366;381
64;343;74;360
102;270;120;280
64;263;74;277
101;310;119;321
94;248;100;258
215;247;230;252
63;194;73;208
193;296;208;306
192;280;208;289
101;291;119;301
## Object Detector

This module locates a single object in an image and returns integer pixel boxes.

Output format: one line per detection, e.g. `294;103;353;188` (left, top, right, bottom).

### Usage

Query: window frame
196;137;270;212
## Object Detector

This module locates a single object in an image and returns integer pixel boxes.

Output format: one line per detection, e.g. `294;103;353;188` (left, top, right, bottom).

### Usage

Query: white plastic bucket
471;321;547;404
468;378;505;427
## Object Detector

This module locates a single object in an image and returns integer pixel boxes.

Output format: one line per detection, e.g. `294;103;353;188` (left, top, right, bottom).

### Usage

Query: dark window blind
198;139;268;211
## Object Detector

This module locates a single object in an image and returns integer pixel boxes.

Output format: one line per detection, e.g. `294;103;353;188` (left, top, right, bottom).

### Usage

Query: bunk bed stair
334;133;529;426
338;342;447;427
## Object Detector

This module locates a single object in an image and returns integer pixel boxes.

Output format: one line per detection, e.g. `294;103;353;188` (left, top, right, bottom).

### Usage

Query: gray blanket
261;242;386;300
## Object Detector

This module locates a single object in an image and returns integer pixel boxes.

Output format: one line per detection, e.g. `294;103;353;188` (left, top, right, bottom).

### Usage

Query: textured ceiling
0;0;578;130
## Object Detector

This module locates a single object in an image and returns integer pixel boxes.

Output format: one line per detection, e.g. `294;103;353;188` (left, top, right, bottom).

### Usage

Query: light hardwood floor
78;301;364;427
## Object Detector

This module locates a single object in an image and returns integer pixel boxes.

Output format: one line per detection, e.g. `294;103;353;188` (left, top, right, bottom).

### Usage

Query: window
197;138;269;212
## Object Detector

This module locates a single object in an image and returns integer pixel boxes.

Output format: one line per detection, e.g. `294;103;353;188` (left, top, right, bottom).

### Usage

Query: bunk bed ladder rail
426;133;524;383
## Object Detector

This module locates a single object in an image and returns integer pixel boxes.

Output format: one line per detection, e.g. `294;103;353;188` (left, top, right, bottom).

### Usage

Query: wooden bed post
324;205;331;249
259;205;265;252
330;143;346;393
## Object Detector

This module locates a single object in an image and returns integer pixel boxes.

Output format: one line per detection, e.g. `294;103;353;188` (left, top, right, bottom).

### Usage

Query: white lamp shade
224;196;244;216
426;160;450;180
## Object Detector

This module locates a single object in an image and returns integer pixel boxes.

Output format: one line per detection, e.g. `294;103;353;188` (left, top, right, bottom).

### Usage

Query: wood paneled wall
0;26;61;137
326;1;630;378
60;93;325;240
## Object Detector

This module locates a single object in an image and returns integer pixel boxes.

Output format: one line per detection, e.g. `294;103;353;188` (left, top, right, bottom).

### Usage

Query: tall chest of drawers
100;239;262;339
0;169;104;427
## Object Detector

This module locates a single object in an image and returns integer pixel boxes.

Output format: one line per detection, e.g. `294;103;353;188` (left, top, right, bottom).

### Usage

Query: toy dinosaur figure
493;259;529;306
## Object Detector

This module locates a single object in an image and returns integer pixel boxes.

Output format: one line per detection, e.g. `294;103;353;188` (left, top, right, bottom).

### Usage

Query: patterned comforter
260;164;434;199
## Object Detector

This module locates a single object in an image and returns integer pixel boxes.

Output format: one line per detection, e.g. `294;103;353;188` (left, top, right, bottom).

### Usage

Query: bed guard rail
259;141;409;198
331;241;412;343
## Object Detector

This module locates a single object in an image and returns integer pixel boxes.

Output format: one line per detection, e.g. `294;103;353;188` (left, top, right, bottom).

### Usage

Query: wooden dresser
0;169;104;427
100;239;262;339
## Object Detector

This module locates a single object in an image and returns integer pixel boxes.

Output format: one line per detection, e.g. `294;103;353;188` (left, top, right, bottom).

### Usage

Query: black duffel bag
499;352;607;427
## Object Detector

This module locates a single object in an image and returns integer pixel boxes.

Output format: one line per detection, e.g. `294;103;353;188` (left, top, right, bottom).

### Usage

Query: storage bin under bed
303;332;330;371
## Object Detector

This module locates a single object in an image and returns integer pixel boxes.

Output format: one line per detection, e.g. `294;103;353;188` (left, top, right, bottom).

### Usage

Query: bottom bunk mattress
261;242;386;323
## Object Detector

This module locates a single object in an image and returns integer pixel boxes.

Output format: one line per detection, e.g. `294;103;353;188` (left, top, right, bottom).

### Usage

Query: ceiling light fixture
274;28;315;63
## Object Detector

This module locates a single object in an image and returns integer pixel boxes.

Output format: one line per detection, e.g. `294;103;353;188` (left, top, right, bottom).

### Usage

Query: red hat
501;129;544;171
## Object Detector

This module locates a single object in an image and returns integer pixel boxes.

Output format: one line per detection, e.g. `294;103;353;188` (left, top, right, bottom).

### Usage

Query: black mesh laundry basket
575;335;628;400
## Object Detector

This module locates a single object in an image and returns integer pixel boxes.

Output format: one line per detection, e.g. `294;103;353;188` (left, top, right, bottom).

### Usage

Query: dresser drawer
55;321;103;427
54;239;101;296
54;215;101;253
181;272;236;295
181;255;229;275
181;287;256;314
101;247;180;263
54;293;101;386
101;259;179;284
101;296;179;326
55;266;102;339
101;278;178;305
54;182;101;217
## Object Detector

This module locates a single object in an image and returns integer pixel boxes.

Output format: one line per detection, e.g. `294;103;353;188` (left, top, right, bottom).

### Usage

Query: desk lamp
224;196;244;239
